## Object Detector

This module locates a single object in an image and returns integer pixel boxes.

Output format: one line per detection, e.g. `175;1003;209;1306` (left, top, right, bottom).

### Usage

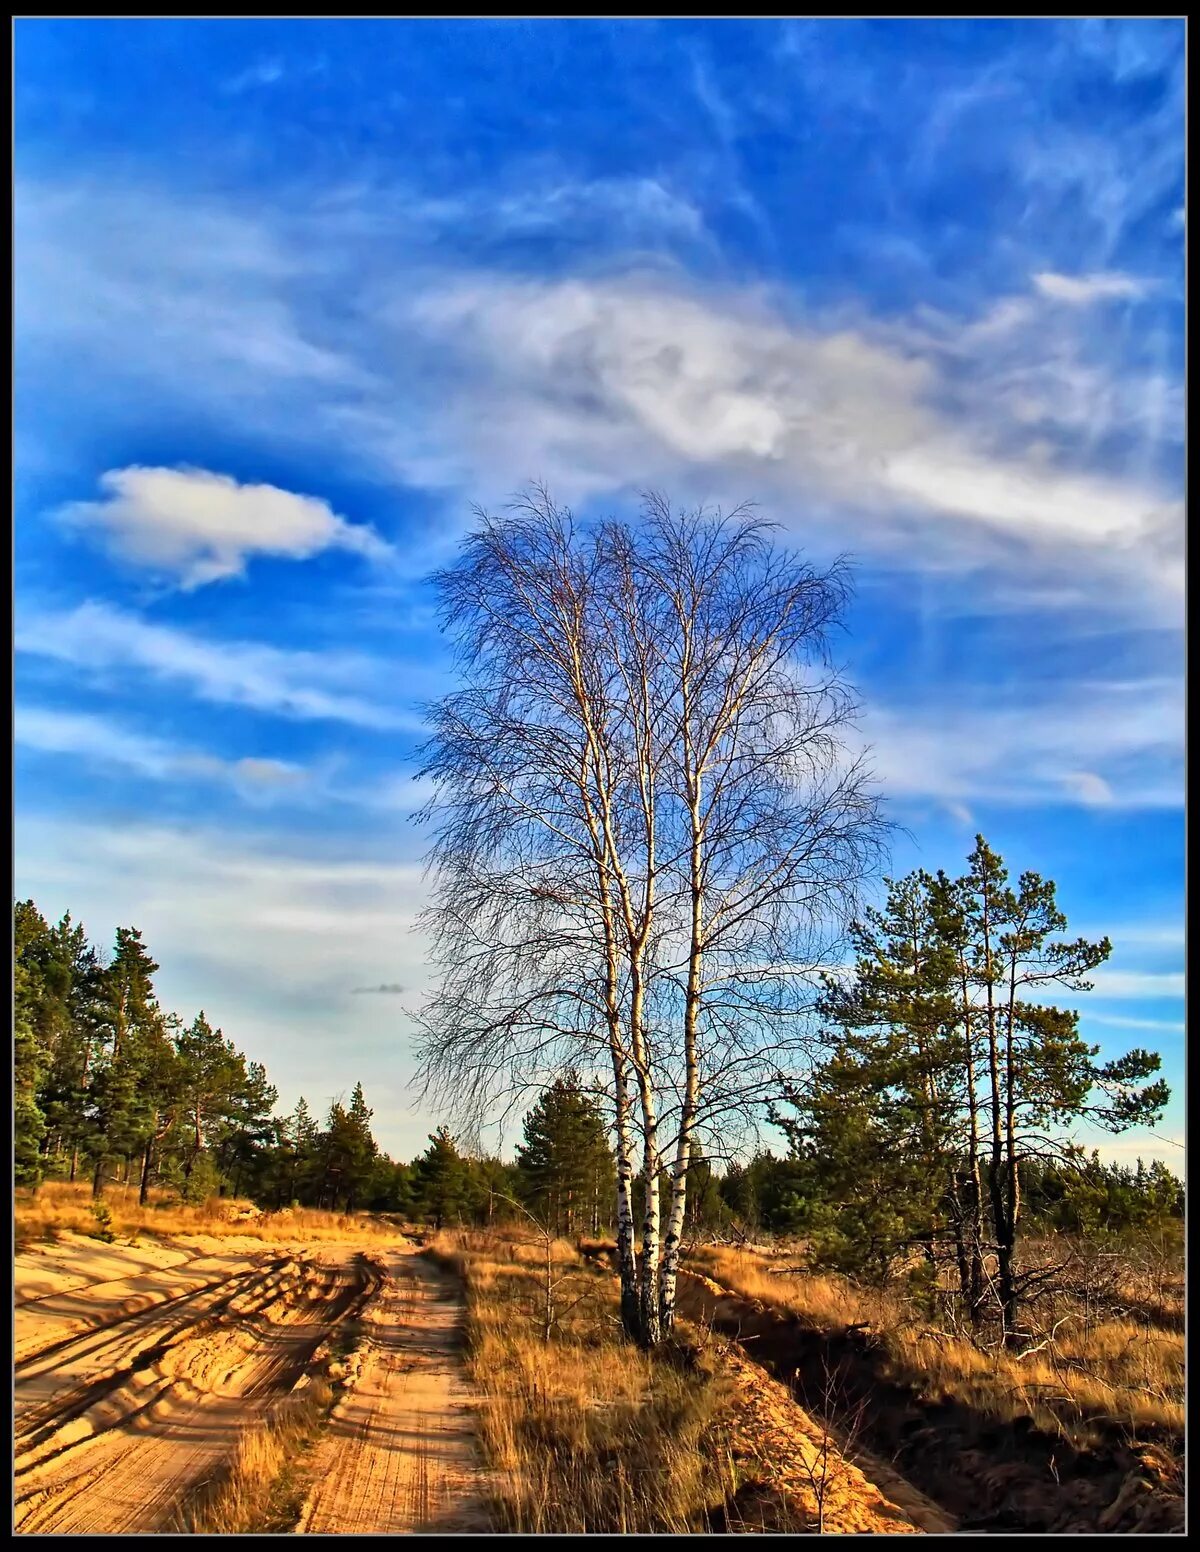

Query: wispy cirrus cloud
223;57;286;93
1032;270;1147;304
15;600;412;730
860;675;1182;813
1088;1013;1184;1033
1088;969;1184;1000
16;704;308;798
16;174;1182;619
395;272;1182;606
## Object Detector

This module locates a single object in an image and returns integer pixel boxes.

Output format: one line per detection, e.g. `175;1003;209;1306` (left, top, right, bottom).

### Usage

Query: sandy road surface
13;1233;486;1536
296;1251;489;1534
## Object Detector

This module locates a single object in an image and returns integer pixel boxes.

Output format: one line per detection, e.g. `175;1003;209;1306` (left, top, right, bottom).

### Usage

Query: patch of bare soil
676;1269;1183;1535
295;1251;490;1534
705;1335;937;1534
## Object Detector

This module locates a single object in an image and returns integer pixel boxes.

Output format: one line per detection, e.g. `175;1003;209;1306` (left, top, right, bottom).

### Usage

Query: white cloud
16;600;411;730
58;466;391;589
16;705;181;779
16;178;361;390
416;175;707;247
15;175;1184;617
1105;924;1186;949
1032;270;1147;304
16;704;308;798
397;274;1182;607
1066;1129;1183;1168
1060;771;1115;807
860;676;1182;812
1087;1014;1185;1033
224;58;286;93
1088;969;1184;1000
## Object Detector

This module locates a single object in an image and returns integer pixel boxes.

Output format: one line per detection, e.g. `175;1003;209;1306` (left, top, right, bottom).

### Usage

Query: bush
89;1200;116;1243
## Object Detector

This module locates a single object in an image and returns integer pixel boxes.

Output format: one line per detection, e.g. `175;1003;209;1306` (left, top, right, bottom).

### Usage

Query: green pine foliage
768;838;1172;1338
516;1073;615;1236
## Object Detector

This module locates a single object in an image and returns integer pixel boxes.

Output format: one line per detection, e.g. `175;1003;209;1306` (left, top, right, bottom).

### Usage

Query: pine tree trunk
139;1138;154;1206
92;1154;105;1199
1000;953;1023;1346
957;956;986;1327
981;888;1008;1338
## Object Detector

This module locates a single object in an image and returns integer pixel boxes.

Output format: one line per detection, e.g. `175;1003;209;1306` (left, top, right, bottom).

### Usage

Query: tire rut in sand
296;1251;489;1535
13;1249;373;1535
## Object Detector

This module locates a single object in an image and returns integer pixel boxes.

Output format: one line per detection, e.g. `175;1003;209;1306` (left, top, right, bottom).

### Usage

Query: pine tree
786;840;1171;1339
39;916;106;1180
318;1083;377;1210
275;1096;321;1206
87;927;171;1196
172;1011;243;1200
14;966;48;1187
135;1013;183;1205
13;903;100;1185
14;903;54;1185
516;1073;615;1236
215;1059;279;1198
682;1146;727;1238
411;1127;470;1229
781;870;968;1288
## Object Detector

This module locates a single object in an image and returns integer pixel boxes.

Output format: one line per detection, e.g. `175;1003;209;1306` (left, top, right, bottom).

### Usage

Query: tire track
15;1256;295;1457
296;1251;489;1535
15;1245;281;1368
15;1242;215;1309
13;1248;373;1535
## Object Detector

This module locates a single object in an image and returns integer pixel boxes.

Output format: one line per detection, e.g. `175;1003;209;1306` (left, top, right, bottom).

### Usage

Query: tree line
15;892;1178;1283
14;903;616;1229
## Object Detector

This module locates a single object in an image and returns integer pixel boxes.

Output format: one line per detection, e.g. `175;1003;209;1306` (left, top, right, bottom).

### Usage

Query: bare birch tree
414;486;884;1346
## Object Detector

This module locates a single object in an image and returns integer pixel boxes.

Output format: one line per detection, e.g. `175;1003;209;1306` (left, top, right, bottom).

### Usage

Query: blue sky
14;18;1184;1165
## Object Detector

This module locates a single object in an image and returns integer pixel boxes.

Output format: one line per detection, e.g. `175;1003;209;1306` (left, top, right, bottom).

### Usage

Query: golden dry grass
432;1230;925;1533
691;1244;1184;1451
173;1378;337;1534
14;1178;408;1250
426;1228;740;1533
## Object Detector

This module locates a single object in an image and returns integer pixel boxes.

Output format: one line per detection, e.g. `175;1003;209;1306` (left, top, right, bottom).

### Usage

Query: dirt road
14;1233;488;1536
296;1252;489;1534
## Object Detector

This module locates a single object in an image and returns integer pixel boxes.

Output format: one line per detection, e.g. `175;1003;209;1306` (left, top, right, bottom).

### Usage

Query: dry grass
14;1179;408;1251
425;1228;764;1533
172;1378;337;1534
691;1244;1184;1451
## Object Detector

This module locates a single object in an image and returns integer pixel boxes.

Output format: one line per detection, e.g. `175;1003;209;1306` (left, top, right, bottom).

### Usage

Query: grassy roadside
424;1228;737;1533
172;1377;338;1534
690;1244;1184;1455
423;1228;924;1534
